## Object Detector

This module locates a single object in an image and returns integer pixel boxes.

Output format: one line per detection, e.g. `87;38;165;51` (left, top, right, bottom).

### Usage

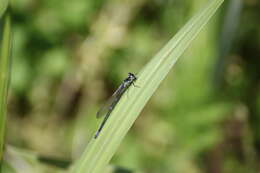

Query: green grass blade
0;12;11;161
3;146;69;173
0;0;9;18
71;0;224;172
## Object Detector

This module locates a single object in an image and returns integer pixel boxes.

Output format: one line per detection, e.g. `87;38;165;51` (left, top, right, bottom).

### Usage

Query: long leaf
0;11;11;161
71;0;224;172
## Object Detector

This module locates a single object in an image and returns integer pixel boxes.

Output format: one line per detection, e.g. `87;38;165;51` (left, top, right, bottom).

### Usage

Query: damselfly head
128;72;137;81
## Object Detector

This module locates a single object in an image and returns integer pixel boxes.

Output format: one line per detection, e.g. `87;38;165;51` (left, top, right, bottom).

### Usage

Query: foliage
2;0;260;172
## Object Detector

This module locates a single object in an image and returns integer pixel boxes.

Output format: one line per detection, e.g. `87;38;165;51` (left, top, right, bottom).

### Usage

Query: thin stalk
0;11;11;161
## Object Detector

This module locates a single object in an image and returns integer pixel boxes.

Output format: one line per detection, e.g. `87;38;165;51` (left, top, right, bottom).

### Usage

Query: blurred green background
4;0;260;172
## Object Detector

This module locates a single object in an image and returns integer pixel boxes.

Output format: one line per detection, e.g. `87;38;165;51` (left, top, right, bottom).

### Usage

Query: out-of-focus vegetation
1;0;260;172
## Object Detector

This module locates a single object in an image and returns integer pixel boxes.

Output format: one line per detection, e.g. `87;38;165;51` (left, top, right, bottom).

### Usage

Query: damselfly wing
96;83;125;118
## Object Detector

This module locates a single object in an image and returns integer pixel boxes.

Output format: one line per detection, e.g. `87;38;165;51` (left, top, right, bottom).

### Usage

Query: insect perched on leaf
95;73;138;139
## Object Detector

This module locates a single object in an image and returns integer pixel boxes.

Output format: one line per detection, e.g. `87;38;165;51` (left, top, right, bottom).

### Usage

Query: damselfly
94;73;137;139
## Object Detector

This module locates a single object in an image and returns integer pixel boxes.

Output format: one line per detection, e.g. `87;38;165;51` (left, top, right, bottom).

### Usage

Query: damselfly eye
128;72;136;80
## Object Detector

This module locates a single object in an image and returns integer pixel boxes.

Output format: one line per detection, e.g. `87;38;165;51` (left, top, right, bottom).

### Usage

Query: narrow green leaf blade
0;12;12;161
71;0;224;172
